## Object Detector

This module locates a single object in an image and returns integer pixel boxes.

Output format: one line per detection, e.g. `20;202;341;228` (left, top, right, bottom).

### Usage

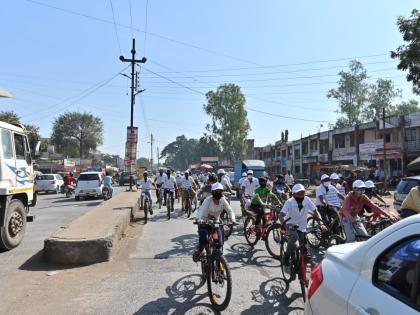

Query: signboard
359;143;380;154
303;156;317;163
126;127;138;143
319;154;329;162
124;159;135;166
63;159;76;167
332;126;355;135
201;156;219;163
125;141;137;160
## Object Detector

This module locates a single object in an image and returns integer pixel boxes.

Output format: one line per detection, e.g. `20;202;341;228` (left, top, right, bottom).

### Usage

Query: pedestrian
285;170;294;190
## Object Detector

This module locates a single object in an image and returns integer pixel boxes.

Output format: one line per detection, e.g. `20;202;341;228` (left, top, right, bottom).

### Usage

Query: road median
44;191;139;264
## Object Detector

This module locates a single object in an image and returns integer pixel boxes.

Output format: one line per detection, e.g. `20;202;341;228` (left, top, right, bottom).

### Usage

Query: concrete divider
43;191;139;264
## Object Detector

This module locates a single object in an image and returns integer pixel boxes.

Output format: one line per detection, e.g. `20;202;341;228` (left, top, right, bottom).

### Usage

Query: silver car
394;175;420;211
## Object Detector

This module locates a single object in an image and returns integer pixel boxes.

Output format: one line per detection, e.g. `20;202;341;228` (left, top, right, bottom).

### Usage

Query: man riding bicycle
250;176;281;236
339;180;397;243
154;168;167;203
175;171;183;199
272;174;291;201
192;182;236;262
197;174;217;205
163;169;177;210
181;171;198;211
137;171;156;214
241;170;259;209
330;173;346;196
316;174;345;225
217;169;233;195
280;184;317;271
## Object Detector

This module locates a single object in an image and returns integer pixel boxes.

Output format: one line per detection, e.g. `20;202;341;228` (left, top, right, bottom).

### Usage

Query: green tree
363;79;401;120
285;129;289;143
160;135;199;170
391;9;420;95
0;110;41;155
327;60;369;128
102;153;121;166
281;131;285;143
203;83;250;161
196;135;221;158
391;99;420;115
136;157;150;169
51;111;104;158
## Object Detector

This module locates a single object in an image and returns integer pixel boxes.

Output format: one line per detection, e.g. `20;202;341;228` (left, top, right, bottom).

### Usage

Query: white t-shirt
241;177;259;197
316;184;340;207
137;178;153;190
334;183;346;196
175;175;183;185
155;173;167;185
238;177;246;187
163;176;176;190
285;174;294;185
181;176;194;189
220;175;232;190
281;196;316;232
196;196;236;221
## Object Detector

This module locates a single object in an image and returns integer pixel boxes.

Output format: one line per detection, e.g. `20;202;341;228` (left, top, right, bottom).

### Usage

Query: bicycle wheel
306;217;324;249
265;223;283;259
187;198;192;218
299;271;307;302
244;216;259;247
144;199;148;224
328;234;345;247
207;255;232;312
221;210;233;238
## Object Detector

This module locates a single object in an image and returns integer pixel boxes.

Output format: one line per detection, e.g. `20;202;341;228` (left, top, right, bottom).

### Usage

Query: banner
127;127;138;143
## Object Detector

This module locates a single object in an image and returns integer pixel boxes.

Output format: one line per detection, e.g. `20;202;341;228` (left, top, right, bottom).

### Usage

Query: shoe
192;248;203;262
149;209;153;215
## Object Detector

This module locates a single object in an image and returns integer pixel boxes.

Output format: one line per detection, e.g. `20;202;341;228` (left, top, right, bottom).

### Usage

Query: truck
233;160;267;195
0;122;37;250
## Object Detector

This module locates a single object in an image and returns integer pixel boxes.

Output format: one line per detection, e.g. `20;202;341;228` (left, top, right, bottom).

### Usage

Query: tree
102;153;121;166
136;157;150;169
203;83;250;161
327;60;369;127
391;9;420;95
363;79;401;120
196;135;221;158
284;129;289;143
281;131;285;143
0;110;41;155
51;111;104;158
391;99;420;116
160;135;199;170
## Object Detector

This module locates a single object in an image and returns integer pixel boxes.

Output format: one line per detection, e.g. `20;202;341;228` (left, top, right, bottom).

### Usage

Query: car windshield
37;175;54;180
396;179;419;194
78;174;100;181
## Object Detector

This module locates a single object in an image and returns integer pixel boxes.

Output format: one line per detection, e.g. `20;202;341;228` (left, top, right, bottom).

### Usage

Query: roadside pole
382;107;387;192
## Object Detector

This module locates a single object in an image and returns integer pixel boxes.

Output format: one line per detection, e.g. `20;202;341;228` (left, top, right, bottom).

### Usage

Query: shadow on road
225;242;280;270
241;277;304;314
18;250;86;272
134;274;218;315
154;234;197;259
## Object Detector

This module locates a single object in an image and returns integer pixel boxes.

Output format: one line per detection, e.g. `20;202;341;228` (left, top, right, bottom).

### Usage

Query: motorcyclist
63;172;75;193
103;171;114;197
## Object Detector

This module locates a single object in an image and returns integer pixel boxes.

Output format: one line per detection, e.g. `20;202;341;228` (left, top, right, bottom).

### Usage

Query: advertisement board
127;127;138;143
125;142;137;160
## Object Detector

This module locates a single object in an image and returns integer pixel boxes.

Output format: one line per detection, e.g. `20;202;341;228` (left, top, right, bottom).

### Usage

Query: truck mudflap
27;212;35;222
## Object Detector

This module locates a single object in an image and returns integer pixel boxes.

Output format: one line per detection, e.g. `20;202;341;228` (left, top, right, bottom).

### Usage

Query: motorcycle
64;185;75;198
102;186;113;200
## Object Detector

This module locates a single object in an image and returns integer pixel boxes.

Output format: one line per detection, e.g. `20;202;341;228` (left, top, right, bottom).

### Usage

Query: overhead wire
109;0;122;55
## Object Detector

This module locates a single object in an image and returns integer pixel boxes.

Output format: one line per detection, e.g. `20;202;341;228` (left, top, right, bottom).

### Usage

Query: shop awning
407;156;420;171
0;87;14;98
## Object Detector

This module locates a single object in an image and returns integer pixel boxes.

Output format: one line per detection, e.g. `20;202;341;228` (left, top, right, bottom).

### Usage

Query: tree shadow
241;277;304;314
225;242;280;270
134;274;219;315
154;234;198;259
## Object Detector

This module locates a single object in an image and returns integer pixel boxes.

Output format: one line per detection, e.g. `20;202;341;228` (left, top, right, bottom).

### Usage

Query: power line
247;107;333;123
109;0;122;55
143;0;149;56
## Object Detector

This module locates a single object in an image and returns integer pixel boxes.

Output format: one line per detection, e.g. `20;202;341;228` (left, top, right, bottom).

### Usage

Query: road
0;193;305;315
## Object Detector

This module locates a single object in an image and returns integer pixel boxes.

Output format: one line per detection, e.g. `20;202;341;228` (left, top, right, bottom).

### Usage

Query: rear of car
35;174;62;193
118;171;137;186
394;176;420;211
75;172;103;200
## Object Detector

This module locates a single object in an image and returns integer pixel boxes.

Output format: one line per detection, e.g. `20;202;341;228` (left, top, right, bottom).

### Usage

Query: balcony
405;140;420;152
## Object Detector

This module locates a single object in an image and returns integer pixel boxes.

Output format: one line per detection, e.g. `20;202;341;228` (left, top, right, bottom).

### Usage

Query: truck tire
0;199;27;250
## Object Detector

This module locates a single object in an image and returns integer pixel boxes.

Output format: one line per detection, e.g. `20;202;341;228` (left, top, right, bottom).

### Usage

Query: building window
379;133;392;143
405;129;417;142
358;132;365;145
349;133;355;147
334;134;345;149
294;149;301;159
320;139;329;154
310;140;318;151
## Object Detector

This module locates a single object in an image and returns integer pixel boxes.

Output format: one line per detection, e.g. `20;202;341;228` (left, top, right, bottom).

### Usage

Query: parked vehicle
393;175;420;211
118;171;137;186
233;160;267;195
305;214;420;315
35;174;64;194
74;172;103;201
0;121;38;250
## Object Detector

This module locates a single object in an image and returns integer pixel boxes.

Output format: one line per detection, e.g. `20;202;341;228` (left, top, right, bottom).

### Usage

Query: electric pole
119;38;147;191
150;133;154;172
157;147;160;170
382;107;387;192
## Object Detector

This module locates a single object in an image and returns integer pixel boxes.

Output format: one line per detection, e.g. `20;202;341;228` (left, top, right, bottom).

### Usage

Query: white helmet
242;172;247;177
365;180;375;189
217;169;226;175
321;174;330;181
211;182;224;191
330;173;339;180
247;170;254;175
352;180;366;189
292;183;305;194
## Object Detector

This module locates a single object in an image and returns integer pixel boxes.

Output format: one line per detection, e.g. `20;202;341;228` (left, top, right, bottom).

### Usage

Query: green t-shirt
251;186;281;205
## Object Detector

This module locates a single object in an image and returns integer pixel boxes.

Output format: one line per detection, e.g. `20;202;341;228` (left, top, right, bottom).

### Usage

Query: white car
75;172;103;201
305;214;420;315
35;174;64;194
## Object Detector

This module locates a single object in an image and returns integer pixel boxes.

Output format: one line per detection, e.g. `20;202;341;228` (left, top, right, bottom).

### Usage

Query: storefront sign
359;143;380;154
63;159;76;167
303;156;317;163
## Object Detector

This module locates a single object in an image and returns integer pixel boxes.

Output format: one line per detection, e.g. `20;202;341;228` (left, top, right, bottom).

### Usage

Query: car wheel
0;199;27;250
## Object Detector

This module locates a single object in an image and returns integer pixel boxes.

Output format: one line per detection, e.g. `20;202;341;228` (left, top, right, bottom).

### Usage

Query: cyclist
197;174;217;205
250;176;281;235
339;180;396;243
137;171;156;214
238;172;247;199
175;171;183;200
217;169;233;195
192;182;236;262
272;174;291;201
364;180;386;205
338;173;349;194
241;170;259;209
154;168;167;204
280;183;317;270
316;174;344;225
400;185;420;218
181;171;198;211
163;169;177;210
330;173;346;196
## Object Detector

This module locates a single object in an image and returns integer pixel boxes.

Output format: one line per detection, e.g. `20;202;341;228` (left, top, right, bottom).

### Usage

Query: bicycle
306;206;343;249
184;191;193;218
166;188;175;220
194;220;233;312
157;185;163;209
280;224;311;302
140;189;152;224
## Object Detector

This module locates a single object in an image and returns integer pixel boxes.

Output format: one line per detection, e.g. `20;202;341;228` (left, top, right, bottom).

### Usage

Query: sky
1;0;419;160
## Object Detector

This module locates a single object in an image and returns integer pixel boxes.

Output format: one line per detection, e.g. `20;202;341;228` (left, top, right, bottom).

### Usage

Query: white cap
247;170;254;175
330;173;339;180
211;182;224;191
184;170;189;175
352;179;366;189
338;173;344;178
292;183;305;193
321;174;330;181
176;171;180;175
242;172;247;177
365;180;375;189
217;169;226;175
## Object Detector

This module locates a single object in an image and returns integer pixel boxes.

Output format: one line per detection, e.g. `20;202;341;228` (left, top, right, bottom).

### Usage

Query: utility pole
150;133;154;173
119;38;147;191
157;147;160;170
382;107;387;192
